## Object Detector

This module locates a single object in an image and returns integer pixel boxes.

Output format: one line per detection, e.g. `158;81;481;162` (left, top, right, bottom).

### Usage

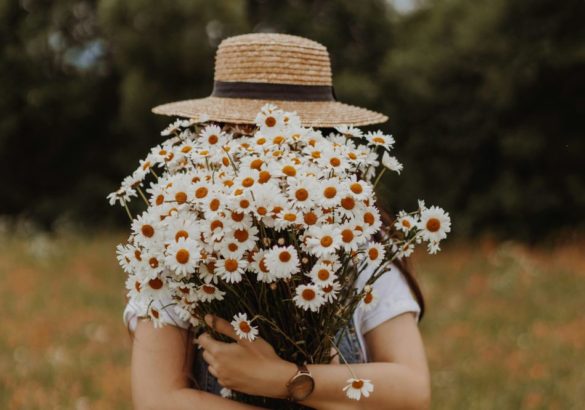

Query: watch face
289;374;315;401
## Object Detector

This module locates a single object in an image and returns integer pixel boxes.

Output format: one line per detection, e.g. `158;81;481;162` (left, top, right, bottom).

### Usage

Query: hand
196;314;297;399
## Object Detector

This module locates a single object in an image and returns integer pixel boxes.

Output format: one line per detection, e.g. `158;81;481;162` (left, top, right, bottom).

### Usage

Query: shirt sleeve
123;294;190;333
359;264;421;336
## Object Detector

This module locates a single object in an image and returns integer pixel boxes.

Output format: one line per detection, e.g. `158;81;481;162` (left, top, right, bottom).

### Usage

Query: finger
205;314;239;341
197;332;228;354
202;349;216;367
207;364;218;378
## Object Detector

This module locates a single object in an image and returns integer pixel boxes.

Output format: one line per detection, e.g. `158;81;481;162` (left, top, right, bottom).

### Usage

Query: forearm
140;387;265;410
270;361;430;410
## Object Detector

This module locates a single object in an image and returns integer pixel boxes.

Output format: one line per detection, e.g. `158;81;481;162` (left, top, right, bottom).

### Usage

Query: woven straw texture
152;33;388;127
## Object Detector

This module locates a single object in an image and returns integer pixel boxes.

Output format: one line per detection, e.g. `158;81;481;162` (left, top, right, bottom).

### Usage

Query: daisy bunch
108;104;451;407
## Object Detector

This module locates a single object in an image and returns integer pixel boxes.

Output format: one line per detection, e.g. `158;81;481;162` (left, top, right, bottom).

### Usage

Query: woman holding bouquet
119;33;448;409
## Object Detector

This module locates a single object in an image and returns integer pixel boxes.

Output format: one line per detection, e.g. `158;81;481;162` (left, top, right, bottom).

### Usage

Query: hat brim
151;96;388;127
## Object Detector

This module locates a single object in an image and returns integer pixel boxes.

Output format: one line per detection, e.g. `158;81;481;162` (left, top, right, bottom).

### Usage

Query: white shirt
123;263;420;362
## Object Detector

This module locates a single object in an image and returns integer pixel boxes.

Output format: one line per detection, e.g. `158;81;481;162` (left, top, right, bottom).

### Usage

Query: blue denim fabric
192;316;365;395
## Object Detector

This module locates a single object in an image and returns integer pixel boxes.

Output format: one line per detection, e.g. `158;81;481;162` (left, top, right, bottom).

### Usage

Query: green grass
0;232;583;409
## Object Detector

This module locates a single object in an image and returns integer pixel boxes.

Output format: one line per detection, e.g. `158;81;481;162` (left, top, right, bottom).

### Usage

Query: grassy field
0;231;583;409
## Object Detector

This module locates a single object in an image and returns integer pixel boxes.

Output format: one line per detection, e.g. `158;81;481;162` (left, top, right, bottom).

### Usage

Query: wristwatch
285;363;315;402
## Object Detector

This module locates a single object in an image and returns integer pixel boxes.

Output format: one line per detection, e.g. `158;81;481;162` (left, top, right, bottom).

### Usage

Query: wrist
269;360;298;399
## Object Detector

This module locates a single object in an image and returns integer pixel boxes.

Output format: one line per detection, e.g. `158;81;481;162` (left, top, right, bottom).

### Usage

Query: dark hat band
211;80;336;102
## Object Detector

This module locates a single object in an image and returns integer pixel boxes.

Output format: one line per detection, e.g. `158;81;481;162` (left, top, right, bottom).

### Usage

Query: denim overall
191;316;365;403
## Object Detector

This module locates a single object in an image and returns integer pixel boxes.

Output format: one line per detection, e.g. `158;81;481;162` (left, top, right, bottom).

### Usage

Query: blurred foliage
1;231;584;407
0;0;583;240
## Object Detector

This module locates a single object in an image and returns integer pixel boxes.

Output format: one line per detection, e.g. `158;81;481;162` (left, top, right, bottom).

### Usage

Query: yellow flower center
176;249;190;264
426;218;441;232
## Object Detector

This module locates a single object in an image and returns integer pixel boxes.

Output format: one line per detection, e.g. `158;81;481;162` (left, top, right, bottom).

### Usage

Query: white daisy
342;378;374;400
164;237;201;277
287;176;318;210
365;130;394;150
393;241;415;258
427;240;441;255
216;257;247;283
273;208;302;231
305;225;341;257
264;245;300;279
308;263;337;286
338;223;364;253
230;312;259;342
358;206;383;236
200;124;226;148
335;125;364;139
394;211;417;233
364;242;385;269
381;152;403;174
321;281;341;303
163;213;201;244
345;175;372;201
197;283;226;302
317;178;346;208
249;250;278;283
131;210;163;247
359;285;378;312
293;284;325;312
417;206;451;242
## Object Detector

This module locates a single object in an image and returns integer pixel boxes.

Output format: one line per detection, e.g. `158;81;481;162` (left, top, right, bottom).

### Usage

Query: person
123;33;431;409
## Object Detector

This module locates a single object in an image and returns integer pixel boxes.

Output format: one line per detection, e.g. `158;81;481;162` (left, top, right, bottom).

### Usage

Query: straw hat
151;33;388;127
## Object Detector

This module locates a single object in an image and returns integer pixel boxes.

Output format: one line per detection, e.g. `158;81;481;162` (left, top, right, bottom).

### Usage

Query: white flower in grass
343;378;374;400
165;237;201;277
216;257;247;283
231;313;259;342
417;206;451;242
293;284;325;312
359;285;378;312
264;245;300;279
335;125;364;139
381;152;403;174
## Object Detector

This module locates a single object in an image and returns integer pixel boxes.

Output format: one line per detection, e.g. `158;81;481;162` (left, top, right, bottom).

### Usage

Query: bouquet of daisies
109;104;450;407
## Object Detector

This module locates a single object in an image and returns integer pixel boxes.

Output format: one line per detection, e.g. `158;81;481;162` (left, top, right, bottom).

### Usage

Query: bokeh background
0;0;583;408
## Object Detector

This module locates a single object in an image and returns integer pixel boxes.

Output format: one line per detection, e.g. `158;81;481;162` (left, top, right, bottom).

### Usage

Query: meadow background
0;0;583;408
